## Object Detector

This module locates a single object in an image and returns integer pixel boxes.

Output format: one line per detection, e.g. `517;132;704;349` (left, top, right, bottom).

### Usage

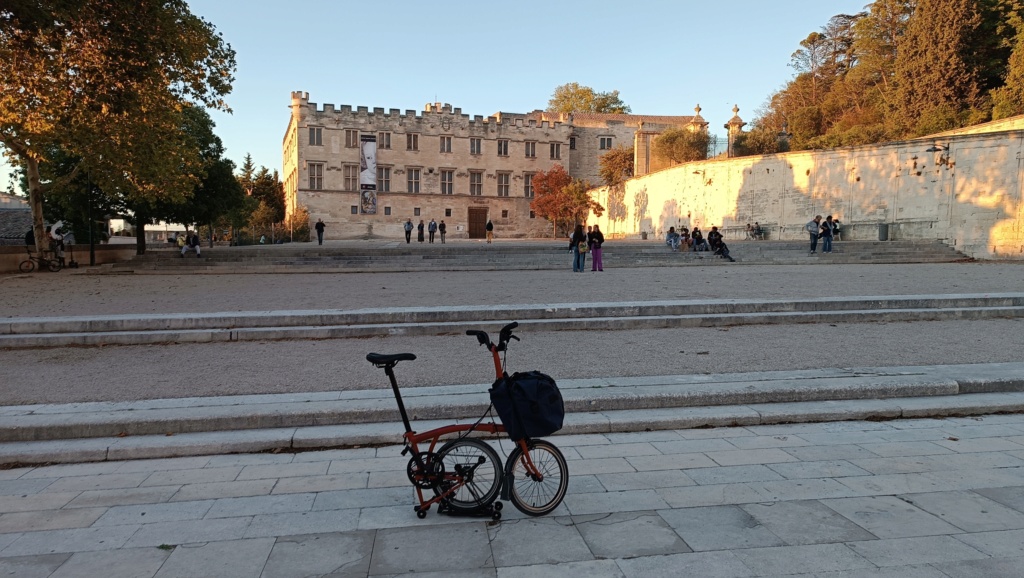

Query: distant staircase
89;239;969;275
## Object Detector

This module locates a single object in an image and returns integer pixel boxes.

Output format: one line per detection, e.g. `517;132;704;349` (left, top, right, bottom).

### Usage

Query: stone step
2;362;1023;464
2;294;1021;348
95;240;967;274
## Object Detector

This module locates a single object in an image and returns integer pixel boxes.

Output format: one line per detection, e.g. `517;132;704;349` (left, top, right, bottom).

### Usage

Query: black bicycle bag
489;370;564;441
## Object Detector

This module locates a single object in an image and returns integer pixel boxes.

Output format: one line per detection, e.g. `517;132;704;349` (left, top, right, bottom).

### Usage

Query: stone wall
586;129;1024;260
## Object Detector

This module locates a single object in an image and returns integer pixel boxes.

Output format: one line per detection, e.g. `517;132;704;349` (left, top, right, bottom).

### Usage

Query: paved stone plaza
1;416;1024;576
2;253;1024;576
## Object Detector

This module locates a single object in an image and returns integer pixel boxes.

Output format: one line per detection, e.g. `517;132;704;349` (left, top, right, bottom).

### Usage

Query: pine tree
893;0;983;136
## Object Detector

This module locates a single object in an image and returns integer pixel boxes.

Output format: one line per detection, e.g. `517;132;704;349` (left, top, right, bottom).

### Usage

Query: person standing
485;219;494;244
589;224;605;271
428;219;437;243
820;215;835;253
314;219;325;245
806;215;822;254
439;220;447;243
404;219;413;244
569;224;588;272
417;219;425;242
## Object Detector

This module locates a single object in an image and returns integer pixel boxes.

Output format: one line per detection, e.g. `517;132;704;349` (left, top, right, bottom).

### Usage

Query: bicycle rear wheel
506;439;568;516
433;437;502;513
19;259;35;273
46;259;62;272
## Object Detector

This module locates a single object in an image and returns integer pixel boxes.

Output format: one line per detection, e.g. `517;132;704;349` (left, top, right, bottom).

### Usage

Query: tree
598;146;634;186
732;126;790;157
653;128;712;164
530;164;604;236
546;83;631;114
0;1;235;257
249;168;285;223
892;0;983;136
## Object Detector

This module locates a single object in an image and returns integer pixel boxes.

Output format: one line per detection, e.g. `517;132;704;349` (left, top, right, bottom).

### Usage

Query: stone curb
3;391;1023;465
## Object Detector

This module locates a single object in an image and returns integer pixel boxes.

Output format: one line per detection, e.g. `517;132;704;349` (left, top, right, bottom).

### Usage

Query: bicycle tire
433;437;502;513
19;259;35;273
506;439;568;516
46;259;62;272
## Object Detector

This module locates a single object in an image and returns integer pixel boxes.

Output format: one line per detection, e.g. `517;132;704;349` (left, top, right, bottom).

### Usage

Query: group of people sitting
666;225;735;262
745;222;766;240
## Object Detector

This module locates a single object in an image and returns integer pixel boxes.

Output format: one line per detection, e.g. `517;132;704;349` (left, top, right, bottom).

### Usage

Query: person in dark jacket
589;224;605;271
820;215;835;253
569;224;588;272
707;226;735;262
417;220;425;242
180;230;201;258
314;219;325;245
438;220;447;243
485;220;494;244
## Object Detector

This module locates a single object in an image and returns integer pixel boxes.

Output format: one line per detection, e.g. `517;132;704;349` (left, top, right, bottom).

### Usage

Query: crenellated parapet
290;92;565;135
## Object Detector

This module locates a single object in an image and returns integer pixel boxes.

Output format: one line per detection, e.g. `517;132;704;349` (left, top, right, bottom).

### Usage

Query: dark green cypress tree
893;0;983;136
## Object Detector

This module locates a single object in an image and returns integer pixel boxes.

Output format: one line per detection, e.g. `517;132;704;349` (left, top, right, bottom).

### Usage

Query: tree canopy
741;0;1024;153
598;145;634;187
0;0;236;256
652;128;713;164
547;83;631;114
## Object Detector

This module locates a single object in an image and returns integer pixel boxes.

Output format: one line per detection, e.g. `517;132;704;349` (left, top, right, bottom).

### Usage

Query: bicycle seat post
384;363;414;435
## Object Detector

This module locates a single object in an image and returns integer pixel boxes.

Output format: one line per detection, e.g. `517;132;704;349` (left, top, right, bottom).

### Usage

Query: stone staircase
89;239;969;275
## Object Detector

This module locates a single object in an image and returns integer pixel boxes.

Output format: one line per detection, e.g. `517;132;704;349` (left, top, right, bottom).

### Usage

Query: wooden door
468;207;488;239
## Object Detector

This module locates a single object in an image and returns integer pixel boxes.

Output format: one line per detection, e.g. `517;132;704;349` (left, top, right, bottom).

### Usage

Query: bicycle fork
500;439;544;500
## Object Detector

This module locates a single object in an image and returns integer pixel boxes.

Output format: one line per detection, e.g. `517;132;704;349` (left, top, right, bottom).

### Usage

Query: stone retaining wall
587;130;1024;260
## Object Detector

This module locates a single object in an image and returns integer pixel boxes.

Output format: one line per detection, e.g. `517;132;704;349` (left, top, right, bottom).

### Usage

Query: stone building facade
283;92;702;239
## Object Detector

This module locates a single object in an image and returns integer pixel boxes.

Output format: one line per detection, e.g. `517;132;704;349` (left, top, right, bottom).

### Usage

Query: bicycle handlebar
465;322;520;351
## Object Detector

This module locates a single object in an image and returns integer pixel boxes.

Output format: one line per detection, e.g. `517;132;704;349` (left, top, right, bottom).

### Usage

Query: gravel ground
1;262;1023;317
1;261;1023;405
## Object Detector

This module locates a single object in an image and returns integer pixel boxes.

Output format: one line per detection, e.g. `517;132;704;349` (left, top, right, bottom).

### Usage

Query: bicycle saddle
366;352;417;366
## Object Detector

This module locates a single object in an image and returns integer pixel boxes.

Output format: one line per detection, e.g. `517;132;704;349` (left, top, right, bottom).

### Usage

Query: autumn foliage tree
0;1;236;256
531;164;604;236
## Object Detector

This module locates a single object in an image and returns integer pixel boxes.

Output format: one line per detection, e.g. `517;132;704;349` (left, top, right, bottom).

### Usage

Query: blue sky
3;0;869;191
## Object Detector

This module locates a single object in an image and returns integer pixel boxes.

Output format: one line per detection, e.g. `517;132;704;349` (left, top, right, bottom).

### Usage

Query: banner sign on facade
360;134;377;214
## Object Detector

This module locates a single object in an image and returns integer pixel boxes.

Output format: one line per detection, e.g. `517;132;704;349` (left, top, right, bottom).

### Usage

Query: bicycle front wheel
19;259;35;273
506;439;568;516
46;259;62;272
433;437;502;513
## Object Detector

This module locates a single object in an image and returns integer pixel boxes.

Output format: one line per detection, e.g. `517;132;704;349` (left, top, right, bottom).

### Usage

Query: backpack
489;371;564;441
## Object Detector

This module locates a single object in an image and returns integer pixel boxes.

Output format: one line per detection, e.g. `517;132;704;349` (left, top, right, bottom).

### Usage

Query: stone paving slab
3;414;1024;575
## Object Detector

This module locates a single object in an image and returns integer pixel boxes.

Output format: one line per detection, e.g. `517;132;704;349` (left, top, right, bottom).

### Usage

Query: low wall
587;130;1024;260
0;244;137;274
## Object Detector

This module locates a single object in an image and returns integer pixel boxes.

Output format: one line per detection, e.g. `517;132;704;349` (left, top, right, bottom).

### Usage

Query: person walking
589;224;605;271
439;220;447;243
404;219;413;244
569;224;588;272
428;219;437;243
485;220;494;244
820;215;835;253
314;219;325;245
806;215;822;254
417;220;425;242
